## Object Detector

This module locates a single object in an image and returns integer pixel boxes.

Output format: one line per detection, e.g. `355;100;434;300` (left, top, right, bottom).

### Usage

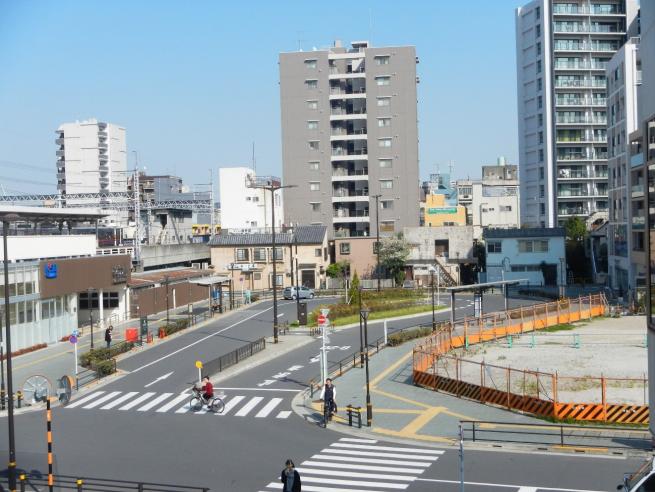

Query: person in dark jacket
280;459;301;492
104;326;113;349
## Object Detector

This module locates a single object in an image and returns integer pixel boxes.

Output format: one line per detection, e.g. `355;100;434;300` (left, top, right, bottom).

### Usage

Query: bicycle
190;386;225;413
321;398;335;428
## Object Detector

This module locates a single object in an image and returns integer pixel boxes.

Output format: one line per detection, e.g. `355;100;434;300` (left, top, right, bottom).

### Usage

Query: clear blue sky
0;0;521;195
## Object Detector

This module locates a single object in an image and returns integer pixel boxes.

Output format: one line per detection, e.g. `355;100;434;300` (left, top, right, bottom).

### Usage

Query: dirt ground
440;316;648;405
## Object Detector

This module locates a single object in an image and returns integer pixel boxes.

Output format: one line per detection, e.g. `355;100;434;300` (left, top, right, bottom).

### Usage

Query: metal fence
16;473;209;492
202;337;266;375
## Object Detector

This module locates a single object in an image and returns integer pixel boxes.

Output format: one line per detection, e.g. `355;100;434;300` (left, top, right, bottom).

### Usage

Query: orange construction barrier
158;328;166;339
125;328;138;343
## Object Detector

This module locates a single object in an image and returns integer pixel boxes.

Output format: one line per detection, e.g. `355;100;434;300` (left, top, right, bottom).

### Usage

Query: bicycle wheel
323;403;329;428
189;396;203;411
211;397;225;414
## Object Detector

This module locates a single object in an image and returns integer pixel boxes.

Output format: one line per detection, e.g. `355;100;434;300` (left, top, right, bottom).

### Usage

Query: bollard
16;390;23;408
465;336;469;350
19;474;26;492
355;406;362;428
76;479;83;492
347;405;353;426
0;388;5;411
573;334;580;349
530;332;536;348
507;335;513;349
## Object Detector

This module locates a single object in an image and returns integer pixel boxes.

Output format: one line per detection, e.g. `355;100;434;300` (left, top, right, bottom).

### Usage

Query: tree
564;217;590;281
326;261;349;279
349;271;361;305
379;234;411;286
565;217;587;242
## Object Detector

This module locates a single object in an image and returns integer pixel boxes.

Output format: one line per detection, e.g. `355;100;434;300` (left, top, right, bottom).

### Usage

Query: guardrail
460;420;652;451
16;473;209;492
203;337;266;374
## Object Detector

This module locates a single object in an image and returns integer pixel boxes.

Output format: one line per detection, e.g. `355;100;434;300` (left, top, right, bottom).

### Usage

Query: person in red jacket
200;376;213;402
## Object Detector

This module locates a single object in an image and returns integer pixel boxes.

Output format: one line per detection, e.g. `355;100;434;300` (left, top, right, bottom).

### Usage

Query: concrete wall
140;244;210;270
0;235;97;262
130;281;211;318
403;226;476;263
334;237;377;278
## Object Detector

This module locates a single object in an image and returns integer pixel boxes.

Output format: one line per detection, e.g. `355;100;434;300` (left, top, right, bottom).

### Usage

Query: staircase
434;256;457;287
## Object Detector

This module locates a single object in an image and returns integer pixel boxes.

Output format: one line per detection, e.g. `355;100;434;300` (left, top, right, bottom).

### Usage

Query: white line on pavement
255;397;283;418
295;468;415;482
329;443;444;455
66;391;106;408
312;454;432;467
300;476;407;489
137;393;173;412
234;396;264;416
320;448;439;461
83;391;122;409
218;395;245;415
156;393;189;413
414;478;604;492
118;392;155;410
214;387;301;392
301;461;424;474
275;410;292;419
100;392;139;410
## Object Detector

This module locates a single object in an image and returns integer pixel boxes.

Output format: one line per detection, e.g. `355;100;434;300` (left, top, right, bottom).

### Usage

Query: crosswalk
258;437;443;492
64;390;292;419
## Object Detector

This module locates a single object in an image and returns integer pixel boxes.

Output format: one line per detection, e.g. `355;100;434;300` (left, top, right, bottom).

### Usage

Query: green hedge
162;318;189;336
92;359;117;377
310;298;426;325
80;341;134;368
387;326;434;346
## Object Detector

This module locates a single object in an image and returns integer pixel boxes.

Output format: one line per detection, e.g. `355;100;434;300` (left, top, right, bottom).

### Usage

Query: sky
0;0;521;196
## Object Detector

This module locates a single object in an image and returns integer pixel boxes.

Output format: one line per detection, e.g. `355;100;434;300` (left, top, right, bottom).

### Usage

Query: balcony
553;23;625;34
632;184;645;197
554;61;608;71
330;128;368;141
553;5;625;15
558;189;589;197
558;207;589;216
56;172;65;180
554;79;606;89
331;168;369;182
55;138;64;145
630;153;644;167
329;71;366;80
556;116;607;125
98;142;108;150
98;130;108;138
555;98;607;107
56;150;65;157
332;189;369;203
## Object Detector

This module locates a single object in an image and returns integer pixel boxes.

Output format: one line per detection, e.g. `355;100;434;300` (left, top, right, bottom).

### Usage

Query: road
0;294;643;491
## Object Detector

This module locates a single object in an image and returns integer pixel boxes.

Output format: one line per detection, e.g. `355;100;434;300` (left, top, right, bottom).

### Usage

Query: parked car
283;286;315;300
402;280;416;289
618;457;655;491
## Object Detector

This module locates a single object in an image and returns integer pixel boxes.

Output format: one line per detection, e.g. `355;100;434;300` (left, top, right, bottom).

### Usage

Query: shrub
309;297;426;325
162;319;189;336
80;342;134;368
93;359;116;377
387;326;434;346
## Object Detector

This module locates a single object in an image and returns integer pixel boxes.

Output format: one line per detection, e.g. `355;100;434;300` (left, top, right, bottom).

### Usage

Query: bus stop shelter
446;279;527;325
189;275;232;315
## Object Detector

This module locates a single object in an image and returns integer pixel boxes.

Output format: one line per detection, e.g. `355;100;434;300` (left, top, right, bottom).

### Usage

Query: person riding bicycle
319;378;337;416
200;375;213;402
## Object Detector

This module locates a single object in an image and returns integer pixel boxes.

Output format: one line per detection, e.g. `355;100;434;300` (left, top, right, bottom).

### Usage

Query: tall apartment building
218;167;283;230
56;119;127;200
606;37;642;296
515;0;638;227
279;40;419;238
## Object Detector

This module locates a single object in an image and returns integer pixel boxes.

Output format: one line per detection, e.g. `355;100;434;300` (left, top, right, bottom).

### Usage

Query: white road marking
300;476;408;489
137;393;173;412
518;488;539;492
312;454;432;467
175;403;192;414
156;393;189;413
295;468;415;481
100;392;139;410
118;392;155;410
234;396;263;416
414;479;604;492
131;305;280;373
275;410;292;419
218;395;245;415
144;371;174;388
255;398;283;418
321;448;439;461
329;443;444;455
82;391;122;409
339;437;378;443
265;483;397;492
301;460;424;474
66;391;105;408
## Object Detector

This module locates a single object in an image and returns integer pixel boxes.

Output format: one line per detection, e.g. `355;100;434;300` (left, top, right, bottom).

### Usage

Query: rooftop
209;225;327;247
0;205;107;222
484;227;566;239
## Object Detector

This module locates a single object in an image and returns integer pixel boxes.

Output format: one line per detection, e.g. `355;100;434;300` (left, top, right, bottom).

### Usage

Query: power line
0;160;51;173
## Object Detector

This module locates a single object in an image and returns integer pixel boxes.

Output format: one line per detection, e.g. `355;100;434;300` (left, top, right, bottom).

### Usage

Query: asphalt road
0;294;644;491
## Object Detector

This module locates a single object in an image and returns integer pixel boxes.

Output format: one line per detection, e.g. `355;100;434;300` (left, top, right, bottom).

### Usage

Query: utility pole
165;276;170;327
209;169;215;241
246;175;296;343
132;151;141;268
373;194;381;292
295;232;300;321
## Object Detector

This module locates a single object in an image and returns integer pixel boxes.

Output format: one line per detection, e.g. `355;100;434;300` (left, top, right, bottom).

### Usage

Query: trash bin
298;302;308;325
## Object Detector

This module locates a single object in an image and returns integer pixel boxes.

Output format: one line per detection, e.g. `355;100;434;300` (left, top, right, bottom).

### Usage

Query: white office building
56;118;127;205
218;167;283;230
515;0;639;227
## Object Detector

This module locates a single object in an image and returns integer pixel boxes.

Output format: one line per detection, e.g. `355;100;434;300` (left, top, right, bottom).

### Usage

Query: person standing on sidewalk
280;459;301;492
104;325;113;349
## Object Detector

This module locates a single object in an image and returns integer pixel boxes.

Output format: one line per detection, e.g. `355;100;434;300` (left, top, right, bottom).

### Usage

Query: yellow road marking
373;426;453;443
400;406;446;434
552;445;609;453
369;350;414;388
374;408;423;415
371;387;432;409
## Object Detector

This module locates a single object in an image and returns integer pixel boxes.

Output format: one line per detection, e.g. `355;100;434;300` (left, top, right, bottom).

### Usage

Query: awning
189;275;231;286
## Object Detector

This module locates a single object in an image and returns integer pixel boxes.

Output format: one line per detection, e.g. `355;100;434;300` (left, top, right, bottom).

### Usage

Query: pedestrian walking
104;325;113;349
280;459;301;492
319;378;337;418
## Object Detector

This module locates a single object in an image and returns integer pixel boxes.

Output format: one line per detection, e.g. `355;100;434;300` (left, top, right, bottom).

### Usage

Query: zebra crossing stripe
156;394;189;413
313;454;432;467
137;393;173;412
234;396;263;417
321;448;440;461
330;443;444;455
83;391;122;409
276;411;292;419
101;392;139;410
218;395;245;415
66;391;105;408
300;477;408;489
175;403;192;414
295;468;415;482
301;460;424;474
255;398;282;418
338;438;378;444
265;483;396;492
119;392;155;410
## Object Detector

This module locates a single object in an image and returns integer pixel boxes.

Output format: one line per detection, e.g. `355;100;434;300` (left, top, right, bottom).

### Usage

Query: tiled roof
483;227;566;239
209;225;327;247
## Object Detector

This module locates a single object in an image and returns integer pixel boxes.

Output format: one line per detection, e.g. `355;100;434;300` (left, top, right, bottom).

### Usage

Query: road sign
69;335;77;345
72;329;79;337
195;360;203;369
320;308;330;316
317;314;326;326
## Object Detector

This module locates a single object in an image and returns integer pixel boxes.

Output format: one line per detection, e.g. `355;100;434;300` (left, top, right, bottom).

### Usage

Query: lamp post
295;232;300;322
165;276;170;327
245;175;296;343
0;309;5;411
87;288;95;349
358;287;364;367
2;215;20;492
372;194;382;292
360;306;372;426
429;266;436;331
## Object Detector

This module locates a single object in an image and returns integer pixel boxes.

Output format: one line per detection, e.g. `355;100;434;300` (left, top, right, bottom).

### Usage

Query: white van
618;457;655;491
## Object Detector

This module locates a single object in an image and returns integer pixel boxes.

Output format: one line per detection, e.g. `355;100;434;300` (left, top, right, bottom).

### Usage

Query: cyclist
200;375;214;403
319;378;337;418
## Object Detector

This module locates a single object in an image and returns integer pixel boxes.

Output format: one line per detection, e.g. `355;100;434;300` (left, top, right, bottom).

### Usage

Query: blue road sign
69;335;78;345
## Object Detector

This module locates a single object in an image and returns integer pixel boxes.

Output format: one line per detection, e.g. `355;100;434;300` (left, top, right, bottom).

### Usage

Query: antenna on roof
449;160;455;178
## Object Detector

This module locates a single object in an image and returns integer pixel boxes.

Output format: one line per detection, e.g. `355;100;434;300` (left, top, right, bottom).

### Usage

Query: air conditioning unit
202;262;209;269
191;263;201;269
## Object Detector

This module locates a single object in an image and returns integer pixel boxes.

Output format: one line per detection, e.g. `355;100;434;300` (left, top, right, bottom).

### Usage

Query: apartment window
535;24;541;38
304;59;317;69
305;79;318;89
307;100;318;110
536;42;541;55
380;221;395;232
377;97;391;107
378;138;392;148
272;247;284;261
254;248;267;262
538;95;543;109
309;140;319;150
309;182;320;191
381;200;394;209
340;242;351;255
538;113;543;127
378;118;391;127
535;6;540;19
500;205;512;212
539;185;545;198
540;203;546;215
487;241;502;253
537;78;542;91
379;159;392;168
375;76;391;86
539;131;544;144
375;55;390;65
380;179;393;189
309;161;319;171
518;240;549;253
536;60;542;74
539;167;544;180
314;248;322;257
236;248;249;262
311;202;321;212
307;121;318;130
539;149;544;162
270;274;284;287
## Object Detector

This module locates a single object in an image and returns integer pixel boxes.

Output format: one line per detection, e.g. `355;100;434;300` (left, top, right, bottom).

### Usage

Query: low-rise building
209;225;328;290
484;228;566;287
333;237;378;279
424;193;467;227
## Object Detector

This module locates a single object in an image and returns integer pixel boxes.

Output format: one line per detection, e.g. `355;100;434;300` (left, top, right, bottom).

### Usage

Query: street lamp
360;305;373;426
87;288;95;349
372;194;382;292
246;175;296;343
428;266;437;331
358;287;364;367
294;232;301;322
165;275;170;327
